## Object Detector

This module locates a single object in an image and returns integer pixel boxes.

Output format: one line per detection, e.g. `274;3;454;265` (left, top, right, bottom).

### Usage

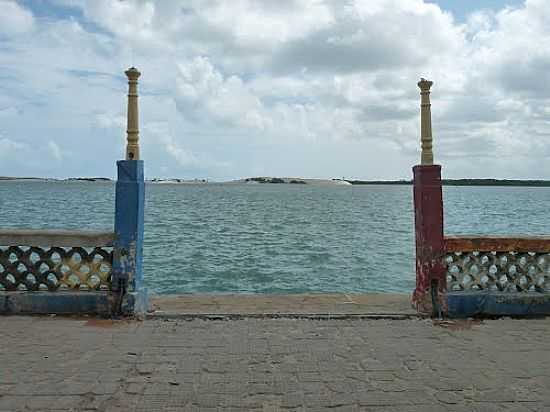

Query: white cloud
94;113;126;129
159;134;199;168
1;0;550;180
47;140;63;161
176;57;272;130
0;137;27;157
271;0;464;75
198;0;334;48
0;0;34;36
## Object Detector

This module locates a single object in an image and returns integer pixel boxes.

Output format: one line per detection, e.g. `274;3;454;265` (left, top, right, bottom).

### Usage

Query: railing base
448;291;550;318
0;290;148;317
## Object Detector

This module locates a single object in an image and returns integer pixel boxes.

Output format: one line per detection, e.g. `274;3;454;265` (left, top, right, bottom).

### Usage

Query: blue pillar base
448;292;550;317
113;160;145;314
122;288;148;317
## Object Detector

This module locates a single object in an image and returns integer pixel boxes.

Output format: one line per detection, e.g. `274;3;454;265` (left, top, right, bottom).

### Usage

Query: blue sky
1;0;549;180
430;0;524;20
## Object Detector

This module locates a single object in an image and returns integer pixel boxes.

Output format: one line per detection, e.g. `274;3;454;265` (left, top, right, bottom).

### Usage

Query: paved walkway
150;294;415;317
1;316;549;411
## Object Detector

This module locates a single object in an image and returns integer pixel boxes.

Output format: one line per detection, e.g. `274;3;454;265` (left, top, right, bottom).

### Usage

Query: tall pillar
412;79;446;316
125;67;141;160
112;67;146;317
419;78;434;165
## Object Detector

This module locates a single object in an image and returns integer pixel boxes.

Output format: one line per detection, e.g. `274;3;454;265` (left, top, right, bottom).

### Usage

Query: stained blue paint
447;292;550;317
113;160;147;315
0;292;110;315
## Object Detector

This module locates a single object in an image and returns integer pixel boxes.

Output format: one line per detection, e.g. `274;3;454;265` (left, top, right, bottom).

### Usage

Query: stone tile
1;316;550;411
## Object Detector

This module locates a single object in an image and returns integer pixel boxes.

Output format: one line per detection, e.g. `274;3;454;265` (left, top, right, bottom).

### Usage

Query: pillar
112;67;147;316
412;79;446;316
419;78;434;165
125;67;141;160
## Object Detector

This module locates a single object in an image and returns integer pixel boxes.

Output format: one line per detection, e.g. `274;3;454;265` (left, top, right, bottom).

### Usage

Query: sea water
1;181;550;294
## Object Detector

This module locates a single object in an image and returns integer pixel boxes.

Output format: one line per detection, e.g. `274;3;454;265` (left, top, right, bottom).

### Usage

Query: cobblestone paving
1;316;550;411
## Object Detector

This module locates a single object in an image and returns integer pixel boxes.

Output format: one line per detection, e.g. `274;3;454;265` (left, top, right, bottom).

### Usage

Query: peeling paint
412;165;446;316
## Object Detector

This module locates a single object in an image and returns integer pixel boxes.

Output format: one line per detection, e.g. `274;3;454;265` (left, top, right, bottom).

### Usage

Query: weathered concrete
150;293;416;317
448;291;550;317
445;235;550;253
0;229;115;247
0;291;139;316
1;316;549;411
113;159;146;317
412;165;446;316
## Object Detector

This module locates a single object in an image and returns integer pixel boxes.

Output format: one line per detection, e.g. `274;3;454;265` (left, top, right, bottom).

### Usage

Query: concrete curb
147;312;424;320
0;291;111;315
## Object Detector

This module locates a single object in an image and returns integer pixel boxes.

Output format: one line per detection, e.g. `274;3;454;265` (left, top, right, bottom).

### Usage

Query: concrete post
125;67;141;161
112;67;147;316
412;79;446;316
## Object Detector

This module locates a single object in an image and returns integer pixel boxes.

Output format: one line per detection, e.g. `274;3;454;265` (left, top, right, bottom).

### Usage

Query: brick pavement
1;316;549;411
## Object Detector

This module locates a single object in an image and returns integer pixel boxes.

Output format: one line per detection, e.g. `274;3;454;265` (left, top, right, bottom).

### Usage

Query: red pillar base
412;165;446;315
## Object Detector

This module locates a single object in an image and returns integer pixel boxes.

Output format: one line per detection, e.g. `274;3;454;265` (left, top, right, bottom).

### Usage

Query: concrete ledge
0;291;112;315
0;289;148;317
148;313;418;320
448;291;550;317
0;229;115;247
150;293;415;316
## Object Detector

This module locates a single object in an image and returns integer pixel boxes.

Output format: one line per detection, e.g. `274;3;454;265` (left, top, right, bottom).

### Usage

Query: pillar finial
418;78;434;165
125;67;141;160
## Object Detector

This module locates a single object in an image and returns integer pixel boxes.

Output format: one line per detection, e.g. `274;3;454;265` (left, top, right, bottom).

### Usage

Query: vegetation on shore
245;177;307;184
4;176;550;187
346;179;550;187
0;176;112;182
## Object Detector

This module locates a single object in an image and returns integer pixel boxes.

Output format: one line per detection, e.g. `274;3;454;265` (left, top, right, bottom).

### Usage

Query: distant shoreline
0;177;112;182
3;176;550;187
347;179;550;187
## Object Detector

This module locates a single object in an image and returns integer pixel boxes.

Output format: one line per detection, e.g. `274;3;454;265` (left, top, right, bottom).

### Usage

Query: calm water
2;181;550;294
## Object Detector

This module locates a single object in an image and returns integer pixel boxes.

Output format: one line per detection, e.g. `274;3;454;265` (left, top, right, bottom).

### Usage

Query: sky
0;0;549;181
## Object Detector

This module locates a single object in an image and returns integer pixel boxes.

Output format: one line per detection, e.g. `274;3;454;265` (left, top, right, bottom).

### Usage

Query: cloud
175;57;272;130
47;140;63;161
0;137;27;157
94;113;126;129
197;0;334;49
271;0;463;75
467;0;550;98
1;0;550;180
0;0;34;36
159;134;199;168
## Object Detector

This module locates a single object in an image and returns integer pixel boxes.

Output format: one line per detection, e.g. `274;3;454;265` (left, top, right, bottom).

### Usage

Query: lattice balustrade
0;246;113;291
446;251;550;293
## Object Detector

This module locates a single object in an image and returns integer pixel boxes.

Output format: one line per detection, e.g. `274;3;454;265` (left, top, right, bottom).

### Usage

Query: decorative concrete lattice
0;246;112;291
446;251;550;292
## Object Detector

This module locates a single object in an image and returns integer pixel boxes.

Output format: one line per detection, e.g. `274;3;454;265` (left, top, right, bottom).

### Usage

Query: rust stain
433;319;482;331
84;319;125;328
